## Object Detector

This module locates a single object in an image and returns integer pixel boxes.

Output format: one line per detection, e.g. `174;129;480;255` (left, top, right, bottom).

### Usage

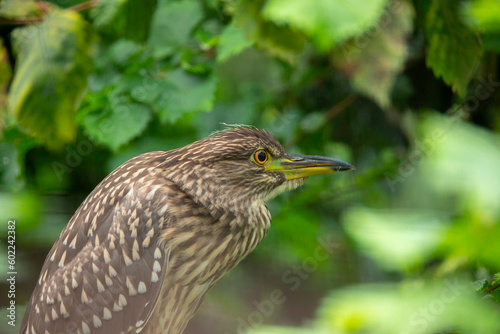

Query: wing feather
21;165;176;334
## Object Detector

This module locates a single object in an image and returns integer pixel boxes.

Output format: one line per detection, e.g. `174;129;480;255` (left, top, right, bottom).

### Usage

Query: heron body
21;127;354;334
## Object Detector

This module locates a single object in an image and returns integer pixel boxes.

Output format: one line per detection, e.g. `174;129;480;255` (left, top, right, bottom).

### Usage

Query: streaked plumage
21;127;354;334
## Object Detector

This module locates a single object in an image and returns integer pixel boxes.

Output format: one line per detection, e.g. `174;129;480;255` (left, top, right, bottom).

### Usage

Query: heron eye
253;149;269;165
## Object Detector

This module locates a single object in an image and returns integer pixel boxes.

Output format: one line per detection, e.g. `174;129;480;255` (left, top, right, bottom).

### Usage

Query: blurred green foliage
1;0;500;333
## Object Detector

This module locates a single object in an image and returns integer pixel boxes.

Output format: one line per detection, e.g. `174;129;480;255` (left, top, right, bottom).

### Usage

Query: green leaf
194;19;221;49
8;9;95;149
148;0;204;58
108;39;143;67
231;0;306;63
482;32;500;52
425;0;482;97
83;100;153;151
0;127;38;190
343;207;447;271
263;0;388;50
217;21;254;63
332;1;414;108
86;39;147;93
0;191;41;231
0;42;10;85
462;0;500;33
419;113;500;220
318;281;500;334
418;113;500;268
0;142;18;184
0;0;41;19
123;0;157;42
253;20;305;63
0;42;11;130
90;0;125;28
492;288;500;302
473;278;489;292
157;69;217;123
91;0;157;42
442;216;500;270
269;206;321;260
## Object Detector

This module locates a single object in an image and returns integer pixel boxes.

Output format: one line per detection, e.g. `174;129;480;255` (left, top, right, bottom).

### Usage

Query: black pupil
257;151;267;163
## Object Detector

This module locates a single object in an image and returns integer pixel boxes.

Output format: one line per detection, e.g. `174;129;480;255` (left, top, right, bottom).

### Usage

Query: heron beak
265;154;356;180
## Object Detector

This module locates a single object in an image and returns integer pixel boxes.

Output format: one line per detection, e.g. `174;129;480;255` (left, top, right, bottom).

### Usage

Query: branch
324;94;358;122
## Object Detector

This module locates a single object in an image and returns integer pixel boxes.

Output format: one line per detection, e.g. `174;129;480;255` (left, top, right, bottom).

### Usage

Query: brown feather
21;128;301;334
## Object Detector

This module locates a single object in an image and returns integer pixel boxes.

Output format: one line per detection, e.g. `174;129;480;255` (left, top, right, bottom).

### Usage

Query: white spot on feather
103;307;112;320
153;260;161;272
109;266;118;277
119;294;127;307
51;307;58;320
157;204;168;216
82;321;90;334
93;315;102;328
138;281;147;294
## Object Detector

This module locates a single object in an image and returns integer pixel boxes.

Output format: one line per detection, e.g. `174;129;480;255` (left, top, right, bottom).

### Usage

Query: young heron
21;127;354;334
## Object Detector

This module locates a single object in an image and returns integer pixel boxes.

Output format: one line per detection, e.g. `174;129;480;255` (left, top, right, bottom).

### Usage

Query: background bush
1;0;500;333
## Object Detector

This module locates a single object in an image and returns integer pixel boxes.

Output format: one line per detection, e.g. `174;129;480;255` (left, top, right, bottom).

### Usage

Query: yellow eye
253;149;269;165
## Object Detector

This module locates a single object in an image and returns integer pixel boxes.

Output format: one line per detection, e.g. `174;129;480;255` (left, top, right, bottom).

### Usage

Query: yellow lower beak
265;154;355;180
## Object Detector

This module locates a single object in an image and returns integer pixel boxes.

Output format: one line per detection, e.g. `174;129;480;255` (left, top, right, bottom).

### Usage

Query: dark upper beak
265;154;355;180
